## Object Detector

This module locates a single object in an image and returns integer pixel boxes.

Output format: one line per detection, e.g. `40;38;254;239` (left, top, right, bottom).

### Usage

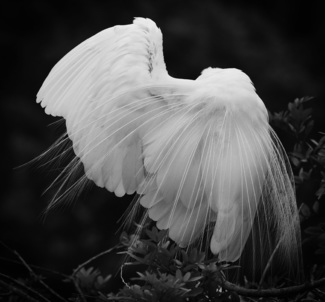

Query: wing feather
37;17;302;279
37;18;178;197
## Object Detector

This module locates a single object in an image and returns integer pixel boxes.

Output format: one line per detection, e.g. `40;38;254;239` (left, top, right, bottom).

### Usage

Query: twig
71;278;87;302
70;246;115;302
294;290;308;302
72;246;115;278
0;240;68;302
0;256;70;280
312;288;325;300
0;278;41;302
222;277;325;298
0;272;50;302
14;249;67;302
120;262;131;289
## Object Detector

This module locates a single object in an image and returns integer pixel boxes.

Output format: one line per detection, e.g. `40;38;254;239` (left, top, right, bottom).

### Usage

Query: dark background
1;0;324;290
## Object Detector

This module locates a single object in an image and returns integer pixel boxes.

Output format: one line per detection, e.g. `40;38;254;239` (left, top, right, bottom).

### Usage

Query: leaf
291;156;301;167
300;203;311;219
175;269;182;281
173;259;182;267
187;287;204;297
183;272;191;282
312;201;320;213
188;275;203;282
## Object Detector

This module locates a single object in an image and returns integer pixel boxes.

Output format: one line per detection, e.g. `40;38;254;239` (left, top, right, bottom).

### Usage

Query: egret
37;18;302;278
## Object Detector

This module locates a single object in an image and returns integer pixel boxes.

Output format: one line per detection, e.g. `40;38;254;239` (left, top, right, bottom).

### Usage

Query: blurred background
1;0;325;292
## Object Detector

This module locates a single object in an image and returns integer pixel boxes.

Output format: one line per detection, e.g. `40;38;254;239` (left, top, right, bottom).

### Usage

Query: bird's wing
38;18;168;117
37;17;301;273
37;18;181;197
37;17;213;249
37;15;224;251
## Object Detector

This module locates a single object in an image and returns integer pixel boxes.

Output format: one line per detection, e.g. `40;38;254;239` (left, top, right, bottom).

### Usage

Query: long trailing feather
36;17;303;281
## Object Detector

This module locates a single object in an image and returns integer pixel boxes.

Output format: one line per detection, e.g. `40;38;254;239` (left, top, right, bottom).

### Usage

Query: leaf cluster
108;227;239;302
270;97;325;259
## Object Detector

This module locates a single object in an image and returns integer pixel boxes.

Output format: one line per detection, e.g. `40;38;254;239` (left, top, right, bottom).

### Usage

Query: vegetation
1;97;325;301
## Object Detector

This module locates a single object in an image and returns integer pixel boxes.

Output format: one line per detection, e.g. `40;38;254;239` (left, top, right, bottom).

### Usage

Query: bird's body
37;18;302;278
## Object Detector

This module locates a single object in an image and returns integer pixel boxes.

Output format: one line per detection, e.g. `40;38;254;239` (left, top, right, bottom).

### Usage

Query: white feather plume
37;18;302;278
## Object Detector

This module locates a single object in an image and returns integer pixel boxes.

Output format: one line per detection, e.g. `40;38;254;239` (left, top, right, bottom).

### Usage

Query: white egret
37;18;302;278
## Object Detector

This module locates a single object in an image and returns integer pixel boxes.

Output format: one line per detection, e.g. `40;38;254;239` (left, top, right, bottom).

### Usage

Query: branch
71;246;115;278
222;277;325;298
0;272;50;302
69;246;116;302
0;241;68;302
71;278;87;302
0;256;70;280
0;278;41;302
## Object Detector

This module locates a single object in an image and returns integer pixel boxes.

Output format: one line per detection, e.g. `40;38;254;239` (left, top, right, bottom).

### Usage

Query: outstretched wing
37;18;177;197
37;17;213;247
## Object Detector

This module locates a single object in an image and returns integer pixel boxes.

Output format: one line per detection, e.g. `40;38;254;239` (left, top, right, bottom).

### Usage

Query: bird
37;17;302;278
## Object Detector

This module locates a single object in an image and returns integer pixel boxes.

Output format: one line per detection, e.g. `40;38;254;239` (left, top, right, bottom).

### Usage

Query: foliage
269;97;325;260
75;267;112;295
1;97;325;301
107;228;237;302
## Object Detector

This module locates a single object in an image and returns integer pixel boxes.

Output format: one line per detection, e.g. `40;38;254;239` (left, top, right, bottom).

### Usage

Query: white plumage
37;18;302;274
